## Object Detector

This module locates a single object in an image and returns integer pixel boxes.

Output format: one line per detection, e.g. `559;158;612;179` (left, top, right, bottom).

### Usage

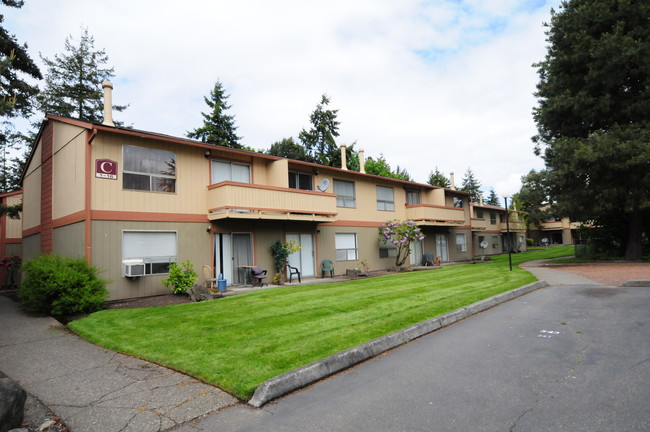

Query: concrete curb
622;280;650;287
248;280;548;407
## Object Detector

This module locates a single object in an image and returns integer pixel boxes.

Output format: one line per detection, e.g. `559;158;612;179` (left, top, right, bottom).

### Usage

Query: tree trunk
624;209;643;261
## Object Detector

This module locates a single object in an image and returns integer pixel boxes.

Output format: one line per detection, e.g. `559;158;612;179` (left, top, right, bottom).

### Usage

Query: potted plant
270;240;301;285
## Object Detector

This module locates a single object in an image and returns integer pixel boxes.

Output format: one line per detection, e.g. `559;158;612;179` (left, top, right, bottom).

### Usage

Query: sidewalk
0;295;237;432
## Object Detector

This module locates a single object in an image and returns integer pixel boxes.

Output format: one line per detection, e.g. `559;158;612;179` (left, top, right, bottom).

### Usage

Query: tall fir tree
36;27;127;124
427;167;450;188
187;80;241;148
533;0;650;259
460;167;482;202
485;188;500;206
0;0;41;195
298;94;340;167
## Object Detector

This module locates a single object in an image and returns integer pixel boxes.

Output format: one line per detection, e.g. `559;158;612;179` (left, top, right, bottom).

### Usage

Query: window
453;197;463;208
335;233;358;261
376;186;395;211
492;235;499;249
211;160;250;184
379;243;398;258
122;231;177;275
334;180;356;208
406;190;421;205
476;209;484;218
289;171;312;190
455;233;467;252
499;213;506;222
123;145;176;192
490;212;497;224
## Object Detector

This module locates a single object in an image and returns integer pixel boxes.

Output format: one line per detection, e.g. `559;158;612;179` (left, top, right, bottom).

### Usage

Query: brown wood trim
23;225;40;237
406;203;464;211
92;210;209;223
52;210;85;229
85;129;93;264
40;123;54;253
4;238;21;244
0;190;22;198
207;181;337;197
208;206;337;216
318;220;384;227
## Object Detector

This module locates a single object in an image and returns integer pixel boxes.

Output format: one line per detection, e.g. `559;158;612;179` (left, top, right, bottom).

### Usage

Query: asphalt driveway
176;283;650;432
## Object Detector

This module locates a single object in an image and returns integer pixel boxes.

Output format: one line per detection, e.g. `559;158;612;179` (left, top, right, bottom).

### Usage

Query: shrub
19;254;108;316
162;260;197;294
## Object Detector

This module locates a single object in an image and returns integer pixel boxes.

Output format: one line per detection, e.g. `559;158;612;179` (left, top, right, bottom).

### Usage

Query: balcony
207;181;337;222
471;218;488;231
499;220;527;232
405;204;466;226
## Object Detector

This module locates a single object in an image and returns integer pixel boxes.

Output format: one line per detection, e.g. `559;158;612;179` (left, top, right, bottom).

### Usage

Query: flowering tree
378;220;425;267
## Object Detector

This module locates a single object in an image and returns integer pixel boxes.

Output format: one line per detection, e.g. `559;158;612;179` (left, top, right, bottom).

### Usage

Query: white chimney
359;148;365;173
102;81;115;127
450;172;455;190
340;143;348;170
480;195;484;206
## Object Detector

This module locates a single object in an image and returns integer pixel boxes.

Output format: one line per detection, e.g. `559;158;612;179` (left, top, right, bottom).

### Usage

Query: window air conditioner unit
123;259;145;277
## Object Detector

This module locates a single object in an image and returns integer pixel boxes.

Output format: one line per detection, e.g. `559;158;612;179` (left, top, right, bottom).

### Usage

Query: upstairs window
211;160;251;184
490;212;497;224
476;209;484;218
123;145;176;193
453;197;464;208
406;190;421;205
289;171;312;190
376;186;395;211
334;179;356;208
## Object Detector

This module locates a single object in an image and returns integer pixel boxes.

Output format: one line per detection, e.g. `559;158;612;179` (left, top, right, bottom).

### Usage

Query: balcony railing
499;220;527;232
405;204;466;226
207;181;337;222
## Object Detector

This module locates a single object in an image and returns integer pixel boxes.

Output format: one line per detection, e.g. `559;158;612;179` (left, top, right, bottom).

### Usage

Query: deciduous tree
532;0;650;259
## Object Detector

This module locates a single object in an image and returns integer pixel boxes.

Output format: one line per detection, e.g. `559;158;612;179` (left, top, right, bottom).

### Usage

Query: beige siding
92;220;210;301
91;133;210;215
5;194;22;239
316;225;385;275
52;123;86;219
53;222;85;258
22;163;41;231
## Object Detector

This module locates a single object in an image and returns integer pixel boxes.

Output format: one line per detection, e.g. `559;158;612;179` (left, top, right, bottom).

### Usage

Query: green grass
69;246;573;400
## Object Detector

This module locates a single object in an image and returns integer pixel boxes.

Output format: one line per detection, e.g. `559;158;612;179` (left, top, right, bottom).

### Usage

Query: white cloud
4;0;559;192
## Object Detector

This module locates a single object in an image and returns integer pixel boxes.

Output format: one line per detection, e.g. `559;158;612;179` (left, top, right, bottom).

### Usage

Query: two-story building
17;83;525;301
470;202;528;257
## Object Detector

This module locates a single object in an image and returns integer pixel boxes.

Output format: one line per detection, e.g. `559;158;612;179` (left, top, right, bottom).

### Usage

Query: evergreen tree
485;188;500;206
267;137;307;160
533;0;650;259
517;170;554;227
0;0;41;196
298;94;340;166
187;80;241;148
36;27;127;124
460;168;482;202
427;167;450;188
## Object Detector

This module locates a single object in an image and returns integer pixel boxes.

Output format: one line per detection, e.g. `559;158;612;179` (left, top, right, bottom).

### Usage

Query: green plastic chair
321;259;334;278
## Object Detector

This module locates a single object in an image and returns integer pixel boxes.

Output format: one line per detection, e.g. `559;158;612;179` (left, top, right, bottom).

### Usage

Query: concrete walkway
520;259;601;285
0;296;237;432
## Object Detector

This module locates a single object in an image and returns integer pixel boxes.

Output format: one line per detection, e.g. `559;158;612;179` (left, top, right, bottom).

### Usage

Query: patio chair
287;265;301;283
251;266;267;287
422;252;434;266
202;265;217;291
321;259;334;278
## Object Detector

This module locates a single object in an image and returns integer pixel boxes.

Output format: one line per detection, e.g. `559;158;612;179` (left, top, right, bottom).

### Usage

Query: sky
5;0;561;197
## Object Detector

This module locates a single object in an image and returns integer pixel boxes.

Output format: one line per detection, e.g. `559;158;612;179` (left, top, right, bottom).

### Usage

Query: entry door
410;239;423;266
435;234;449;262
286;233;315;277
214;233;252;285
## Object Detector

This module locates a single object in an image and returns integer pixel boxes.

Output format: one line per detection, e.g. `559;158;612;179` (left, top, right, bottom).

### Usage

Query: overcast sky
5;0;560;197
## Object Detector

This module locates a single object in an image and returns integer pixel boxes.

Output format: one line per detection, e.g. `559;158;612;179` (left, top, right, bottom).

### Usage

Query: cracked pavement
0;296;237;432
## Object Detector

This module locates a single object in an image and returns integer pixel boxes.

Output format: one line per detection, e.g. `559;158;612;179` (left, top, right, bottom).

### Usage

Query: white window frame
334;179;356;208
455;233;467;253
376;186;395;211
122;145;176;193
288;171;313;191
490;212;497;224
335;233;358;261
211;159;251;184
122;230;177;275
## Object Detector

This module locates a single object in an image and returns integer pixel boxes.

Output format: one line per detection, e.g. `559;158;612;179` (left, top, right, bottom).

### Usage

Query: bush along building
17;82;525;301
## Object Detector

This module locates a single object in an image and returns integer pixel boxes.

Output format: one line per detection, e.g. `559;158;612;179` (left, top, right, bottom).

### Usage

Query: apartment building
470;202;527;257
16;85;530;300
0;190;23;286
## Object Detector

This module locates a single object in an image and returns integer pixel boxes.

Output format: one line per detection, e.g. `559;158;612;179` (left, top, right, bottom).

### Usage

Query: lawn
69;246;573;400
